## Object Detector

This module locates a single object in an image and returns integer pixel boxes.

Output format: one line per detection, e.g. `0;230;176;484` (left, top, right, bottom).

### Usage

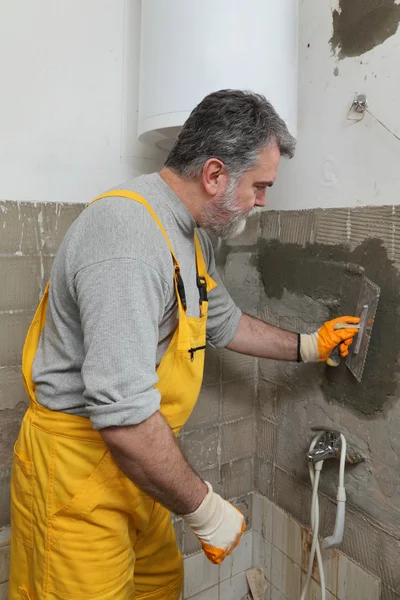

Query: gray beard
199;186;257;239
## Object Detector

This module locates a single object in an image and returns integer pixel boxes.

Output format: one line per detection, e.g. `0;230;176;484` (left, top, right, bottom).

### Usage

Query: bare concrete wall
228;208;400;599
0;201;84;527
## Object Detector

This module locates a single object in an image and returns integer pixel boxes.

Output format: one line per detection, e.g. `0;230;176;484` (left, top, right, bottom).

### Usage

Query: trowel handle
327;345;341;367
327;322;353;368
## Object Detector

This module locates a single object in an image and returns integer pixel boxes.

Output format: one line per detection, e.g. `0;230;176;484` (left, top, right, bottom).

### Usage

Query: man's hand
183;482;246;564
300;316;360;363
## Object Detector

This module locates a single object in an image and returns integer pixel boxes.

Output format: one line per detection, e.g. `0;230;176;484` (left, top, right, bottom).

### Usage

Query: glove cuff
300;332;319;363
183;482;223;532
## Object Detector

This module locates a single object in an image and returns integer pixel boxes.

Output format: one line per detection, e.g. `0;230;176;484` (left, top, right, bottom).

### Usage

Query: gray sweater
32;174;242;429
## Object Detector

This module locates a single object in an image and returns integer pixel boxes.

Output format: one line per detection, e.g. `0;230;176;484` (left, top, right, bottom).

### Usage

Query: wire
347;99;400;143
301;433;326;600
365;108;400;143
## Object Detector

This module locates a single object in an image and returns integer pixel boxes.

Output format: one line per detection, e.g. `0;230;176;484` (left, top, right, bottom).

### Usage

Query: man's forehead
254;144;281;170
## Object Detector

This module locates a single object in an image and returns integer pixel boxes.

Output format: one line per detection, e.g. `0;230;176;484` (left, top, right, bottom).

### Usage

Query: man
10;90;359;600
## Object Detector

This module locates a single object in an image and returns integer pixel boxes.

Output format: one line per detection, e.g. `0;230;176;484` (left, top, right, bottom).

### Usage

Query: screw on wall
347;93;368;122
346;92;400;142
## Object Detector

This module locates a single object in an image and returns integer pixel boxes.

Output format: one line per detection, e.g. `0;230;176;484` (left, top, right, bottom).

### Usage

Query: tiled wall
252;494;381;600
181;494;382;600
182;531;253;599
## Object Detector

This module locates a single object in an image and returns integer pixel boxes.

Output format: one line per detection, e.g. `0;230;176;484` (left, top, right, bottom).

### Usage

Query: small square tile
271;585;287;600
272;504;302;568
183;552;219;598
300;574;335;600
220;531;252;582
252;493;273;541
219;572;250;600
256;418;276;462
221;418;255;463
222;350;257;382
225;213;260;246
183;524;202;557
187;584;219;599
203;345;222;386
183;427;219;471
257;379;277;421
0;473;11;529
299;527;313;574
0;582;8;600
379;586;400;600
220;457;254;499
173;520;184;554
185;385;220;431
222;380;255;422
255;458;274;498
253;531;272;582
300;530;341;597
0;311;34;367
0;529;10;547
337;554;381;600
0;257;42;311
233;494;252;530
271;546;302;600
307;548;340;597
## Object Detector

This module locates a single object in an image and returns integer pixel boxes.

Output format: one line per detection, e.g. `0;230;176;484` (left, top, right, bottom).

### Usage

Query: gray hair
165;89;296;179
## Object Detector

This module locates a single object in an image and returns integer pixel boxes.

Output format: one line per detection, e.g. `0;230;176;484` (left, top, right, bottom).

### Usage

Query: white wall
268;0;400;211
2;0;399;209
0;0;165;204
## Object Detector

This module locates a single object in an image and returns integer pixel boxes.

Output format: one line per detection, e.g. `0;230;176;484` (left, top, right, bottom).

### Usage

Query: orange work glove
183;482;246;564
300;316;360;363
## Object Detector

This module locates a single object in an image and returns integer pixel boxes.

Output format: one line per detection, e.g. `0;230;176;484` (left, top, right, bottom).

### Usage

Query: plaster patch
258;237;400;415
330;0;400;59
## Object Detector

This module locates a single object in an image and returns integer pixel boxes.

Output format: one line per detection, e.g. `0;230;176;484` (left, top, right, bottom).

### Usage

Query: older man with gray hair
10;89;359;600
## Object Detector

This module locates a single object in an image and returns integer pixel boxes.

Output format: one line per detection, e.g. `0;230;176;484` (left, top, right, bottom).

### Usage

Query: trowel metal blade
346;277;380;382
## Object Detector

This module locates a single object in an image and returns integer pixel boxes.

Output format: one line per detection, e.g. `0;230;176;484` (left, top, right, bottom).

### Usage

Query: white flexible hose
323;434;347;550
339;434;346;488
301;433;326;600
301;433;347;600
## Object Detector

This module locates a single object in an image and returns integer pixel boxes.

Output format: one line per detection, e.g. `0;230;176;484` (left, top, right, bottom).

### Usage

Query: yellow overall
9;191;216;600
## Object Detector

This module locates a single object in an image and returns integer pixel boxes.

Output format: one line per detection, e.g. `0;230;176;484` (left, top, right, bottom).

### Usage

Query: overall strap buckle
175;267;187;311
196;275;208;305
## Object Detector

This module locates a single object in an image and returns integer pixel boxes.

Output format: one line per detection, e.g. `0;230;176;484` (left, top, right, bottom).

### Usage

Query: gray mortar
257;237;400;416
330;0;400;59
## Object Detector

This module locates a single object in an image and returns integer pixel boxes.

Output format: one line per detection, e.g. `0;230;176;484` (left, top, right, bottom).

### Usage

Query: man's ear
201;158;228;197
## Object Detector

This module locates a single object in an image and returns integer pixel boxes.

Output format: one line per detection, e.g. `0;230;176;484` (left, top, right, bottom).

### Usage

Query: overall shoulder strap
194;232;218;294
91;190;177;262
91;190;187;310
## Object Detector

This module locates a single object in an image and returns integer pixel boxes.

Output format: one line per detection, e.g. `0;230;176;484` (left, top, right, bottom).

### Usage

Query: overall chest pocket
11;446;35;548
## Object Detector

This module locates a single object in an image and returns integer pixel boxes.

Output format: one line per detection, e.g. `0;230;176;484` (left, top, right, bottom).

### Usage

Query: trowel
327;276;380;382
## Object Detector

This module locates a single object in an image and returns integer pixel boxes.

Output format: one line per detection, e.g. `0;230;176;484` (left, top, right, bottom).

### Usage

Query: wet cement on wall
330;0;400;59
258;237;400;416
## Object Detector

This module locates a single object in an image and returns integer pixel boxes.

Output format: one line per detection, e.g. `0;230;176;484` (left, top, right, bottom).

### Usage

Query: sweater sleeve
74;257;169;429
